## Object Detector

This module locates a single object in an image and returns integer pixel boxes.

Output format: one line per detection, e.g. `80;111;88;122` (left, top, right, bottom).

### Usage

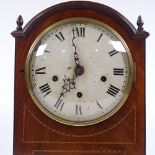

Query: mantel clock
11;1;149;155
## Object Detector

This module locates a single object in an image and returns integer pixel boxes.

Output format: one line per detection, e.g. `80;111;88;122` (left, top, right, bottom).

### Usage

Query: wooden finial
16;15;23;30
137;15;144;31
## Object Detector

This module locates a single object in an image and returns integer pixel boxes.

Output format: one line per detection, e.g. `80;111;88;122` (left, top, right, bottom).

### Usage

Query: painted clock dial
25;18;134;126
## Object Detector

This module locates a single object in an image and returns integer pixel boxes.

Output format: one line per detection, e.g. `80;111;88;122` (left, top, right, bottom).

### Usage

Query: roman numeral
55;32;65;41
107;85;120;97
44;50;51;53
113;68;124;75
35;67;46;74
76;105;82;115
97;33;103;42
74;27;85;37
54;99;64;111
96;101;103;109
108;50;119;57
39;83;52;97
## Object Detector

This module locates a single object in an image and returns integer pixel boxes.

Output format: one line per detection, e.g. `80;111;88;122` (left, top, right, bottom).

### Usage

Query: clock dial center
74;64;84;76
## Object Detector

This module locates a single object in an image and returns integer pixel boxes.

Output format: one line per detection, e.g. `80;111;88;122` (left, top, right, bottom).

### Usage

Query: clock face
25;18;134;126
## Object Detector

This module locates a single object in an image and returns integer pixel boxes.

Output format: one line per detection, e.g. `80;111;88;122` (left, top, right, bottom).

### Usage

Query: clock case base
11;1;149;155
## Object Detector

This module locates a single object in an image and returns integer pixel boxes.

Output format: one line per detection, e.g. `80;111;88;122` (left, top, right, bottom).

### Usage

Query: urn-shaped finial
16;15;23;30
137;15;144;31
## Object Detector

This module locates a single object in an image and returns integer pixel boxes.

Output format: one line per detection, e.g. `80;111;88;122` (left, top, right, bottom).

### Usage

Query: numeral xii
74;27;85;37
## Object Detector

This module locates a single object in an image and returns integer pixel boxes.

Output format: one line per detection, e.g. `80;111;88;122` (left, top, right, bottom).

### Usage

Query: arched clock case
11;1;149;155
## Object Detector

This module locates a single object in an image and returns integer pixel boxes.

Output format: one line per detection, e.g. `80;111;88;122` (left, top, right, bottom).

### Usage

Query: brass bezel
25;17;135;126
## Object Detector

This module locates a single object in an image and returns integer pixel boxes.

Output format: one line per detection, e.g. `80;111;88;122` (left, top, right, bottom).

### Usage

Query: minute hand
72;28;80;65
72;28;84;76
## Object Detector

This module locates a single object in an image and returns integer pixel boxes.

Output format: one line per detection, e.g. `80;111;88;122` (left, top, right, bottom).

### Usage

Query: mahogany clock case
11;1;149;155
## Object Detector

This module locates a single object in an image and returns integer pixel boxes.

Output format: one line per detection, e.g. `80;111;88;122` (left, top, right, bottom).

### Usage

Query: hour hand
62;76;76;94
57;75;76;100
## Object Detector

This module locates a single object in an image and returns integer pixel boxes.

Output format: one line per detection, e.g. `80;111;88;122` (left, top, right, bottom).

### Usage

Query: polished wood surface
11;1;149;155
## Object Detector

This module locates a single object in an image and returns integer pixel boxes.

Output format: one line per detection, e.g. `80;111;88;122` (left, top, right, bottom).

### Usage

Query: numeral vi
76;105;82;115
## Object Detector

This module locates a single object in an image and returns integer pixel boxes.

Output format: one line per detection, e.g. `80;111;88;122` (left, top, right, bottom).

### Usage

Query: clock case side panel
132;36;148;155
13;38;30;155
132;16;149;155
11;1;149;155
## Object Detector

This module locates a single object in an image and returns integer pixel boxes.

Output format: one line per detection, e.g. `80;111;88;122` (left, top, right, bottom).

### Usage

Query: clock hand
72;28;84;76
56;74;77;103
56;28;85;103
72;28;80;65
56;29;86;101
